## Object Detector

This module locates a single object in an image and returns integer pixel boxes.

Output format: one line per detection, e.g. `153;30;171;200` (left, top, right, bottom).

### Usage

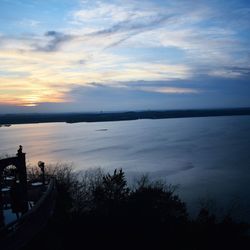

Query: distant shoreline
0;108;250;126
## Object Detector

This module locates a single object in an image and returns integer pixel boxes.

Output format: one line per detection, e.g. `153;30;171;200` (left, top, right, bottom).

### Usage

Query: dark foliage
23;168;250;250
93;169;129;215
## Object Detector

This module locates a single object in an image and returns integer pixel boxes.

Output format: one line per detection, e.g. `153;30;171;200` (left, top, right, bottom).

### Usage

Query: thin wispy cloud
139;86;200;94
34;31;73;52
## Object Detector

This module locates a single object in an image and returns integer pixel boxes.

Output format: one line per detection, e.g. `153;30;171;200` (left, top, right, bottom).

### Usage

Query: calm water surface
1;116;250;220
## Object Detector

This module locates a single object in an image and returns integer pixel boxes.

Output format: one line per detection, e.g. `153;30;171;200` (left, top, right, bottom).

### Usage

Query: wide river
1;115;250;221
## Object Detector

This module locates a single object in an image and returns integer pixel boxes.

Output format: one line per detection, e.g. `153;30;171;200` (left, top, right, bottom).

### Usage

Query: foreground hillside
24;167;250;250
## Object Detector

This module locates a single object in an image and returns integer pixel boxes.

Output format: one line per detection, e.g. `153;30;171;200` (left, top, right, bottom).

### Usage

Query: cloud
206;65;250;79
17;19;41;28
70;80;200;95
6;76;250;113
69;1;250;81
72;1;158;25
90;15;171;36
60;82;202;111
34;31;73;52
0;0;250;110
1;76;250;113
140;86;200;94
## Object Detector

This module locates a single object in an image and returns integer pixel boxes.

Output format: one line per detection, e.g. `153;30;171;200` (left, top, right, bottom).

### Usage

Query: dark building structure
0;146;28;226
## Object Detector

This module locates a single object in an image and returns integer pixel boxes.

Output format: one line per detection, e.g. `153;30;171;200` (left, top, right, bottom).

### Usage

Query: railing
0;178;56;250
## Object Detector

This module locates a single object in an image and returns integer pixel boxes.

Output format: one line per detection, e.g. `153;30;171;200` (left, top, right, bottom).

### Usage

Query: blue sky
0;0;250;113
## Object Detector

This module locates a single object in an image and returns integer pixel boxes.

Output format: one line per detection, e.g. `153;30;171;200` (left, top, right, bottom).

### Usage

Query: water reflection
0;116;250;221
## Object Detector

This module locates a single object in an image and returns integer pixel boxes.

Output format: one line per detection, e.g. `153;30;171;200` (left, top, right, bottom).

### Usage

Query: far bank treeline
1;108;250;125
25;167;249;250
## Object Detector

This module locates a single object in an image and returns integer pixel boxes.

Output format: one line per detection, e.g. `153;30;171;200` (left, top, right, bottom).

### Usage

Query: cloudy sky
0;0;250;113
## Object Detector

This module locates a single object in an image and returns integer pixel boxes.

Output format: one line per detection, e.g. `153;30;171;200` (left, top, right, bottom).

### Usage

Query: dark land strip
1;108;250;125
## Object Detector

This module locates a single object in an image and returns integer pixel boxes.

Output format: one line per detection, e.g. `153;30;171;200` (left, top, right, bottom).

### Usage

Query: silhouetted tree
129;177;187;222
93;169;129;214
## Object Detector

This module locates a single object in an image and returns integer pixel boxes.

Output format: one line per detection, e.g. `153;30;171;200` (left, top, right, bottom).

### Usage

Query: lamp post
38;161;45;185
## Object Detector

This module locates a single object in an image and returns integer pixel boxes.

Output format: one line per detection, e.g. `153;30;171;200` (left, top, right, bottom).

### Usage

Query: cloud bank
0;0;250;111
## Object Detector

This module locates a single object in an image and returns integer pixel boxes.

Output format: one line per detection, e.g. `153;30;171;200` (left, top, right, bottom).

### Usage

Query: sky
0;0;250;113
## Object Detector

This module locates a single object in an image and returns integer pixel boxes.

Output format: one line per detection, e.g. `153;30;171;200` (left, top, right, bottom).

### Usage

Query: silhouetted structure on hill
0;146;28;226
